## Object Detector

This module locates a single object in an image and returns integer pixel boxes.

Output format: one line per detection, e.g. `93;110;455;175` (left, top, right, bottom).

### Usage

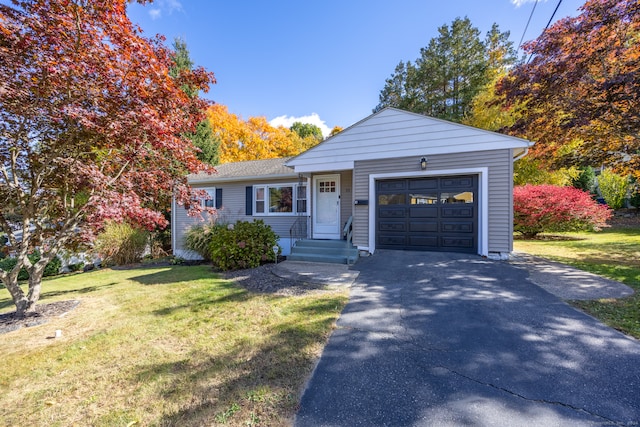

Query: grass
0;265;348;426
514;228;640;339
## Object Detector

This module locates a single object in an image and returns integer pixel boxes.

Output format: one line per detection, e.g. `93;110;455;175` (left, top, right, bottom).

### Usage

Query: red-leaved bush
514;185;611;238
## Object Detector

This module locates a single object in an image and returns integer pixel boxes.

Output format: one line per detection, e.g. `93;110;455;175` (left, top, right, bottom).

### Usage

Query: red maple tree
0;0;215;316
499;0;640;178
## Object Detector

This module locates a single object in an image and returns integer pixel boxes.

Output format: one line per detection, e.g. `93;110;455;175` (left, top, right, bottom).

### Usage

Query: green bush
209;220;279;271
94;221;149;266
184;222;223;261
0;250;62;280
598;169;628;209
571;166;596;194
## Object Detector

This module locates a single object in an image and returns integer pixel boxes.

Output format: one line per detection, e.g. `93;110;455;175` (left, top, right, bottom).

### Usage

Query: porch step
288;239;359;265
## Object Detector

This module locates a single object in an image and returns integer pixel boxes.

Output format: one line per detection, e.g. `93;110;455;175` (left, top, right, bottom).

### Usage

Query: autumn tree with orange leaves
499;0;640;179
0;0;215;316
207;105;320;164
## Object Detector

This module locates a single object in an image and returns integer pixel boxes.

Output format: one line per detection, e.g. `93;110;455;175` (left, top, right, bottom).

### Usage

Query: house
172;107;532;261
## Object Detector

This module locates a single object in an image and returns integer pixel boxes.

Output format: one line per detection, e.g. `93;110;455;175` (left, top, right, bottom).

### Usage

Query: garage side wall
353;149;514;254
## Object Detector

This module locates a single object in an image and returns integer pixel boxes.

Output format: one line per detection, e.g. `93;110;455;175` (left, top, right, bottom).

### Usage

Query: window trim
253;182;309;216
200;188;216;209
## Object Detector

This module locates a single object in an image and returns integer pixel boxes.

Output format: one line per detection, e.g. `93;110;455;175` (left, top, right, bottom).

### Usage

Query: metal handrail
342;215;353;244
290;216;308;252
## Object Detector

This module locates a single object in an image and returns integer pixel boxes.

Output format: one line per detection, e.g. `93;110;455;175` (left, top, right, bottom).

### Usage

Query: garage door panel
379;235;407;246
379;221;406;232
441;206;474;218
441;177;474;188
376;176;477;253
379;207;406;218
441;236;475;249
378;180;406;191
409;221;438;232
409;236;438;247
441;222;473;233
408;179;438;190
409;207;437;218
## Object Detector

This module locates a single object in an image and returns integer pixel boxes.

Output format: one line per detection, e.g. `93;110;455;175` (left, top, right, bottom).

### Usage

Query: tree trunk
2;273;29;318
1;256;49;318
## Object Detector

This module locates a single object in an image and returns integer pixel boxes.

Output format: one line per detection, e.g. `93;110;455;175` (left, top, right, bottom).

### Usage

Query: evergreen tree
170;38;220;165
375;17;514;123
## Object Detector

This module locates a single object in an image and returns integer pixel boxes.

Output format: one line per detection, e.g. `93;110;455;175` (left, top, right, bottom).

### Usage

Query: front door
313;174;341;239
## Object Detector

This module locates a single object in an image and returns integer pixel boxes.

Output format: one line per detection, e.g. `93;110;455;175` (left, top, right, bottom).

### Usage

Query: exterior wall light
420;157;428;170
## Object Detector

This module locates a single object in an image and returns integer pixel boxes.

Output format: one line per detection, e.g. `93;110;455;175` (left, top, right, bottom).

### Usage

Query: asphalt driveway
295;251;640;426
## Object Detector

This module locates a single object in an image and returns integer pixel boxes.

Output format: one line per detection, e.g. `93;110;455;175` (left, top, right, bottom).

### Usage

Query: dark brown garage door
376;175;478;253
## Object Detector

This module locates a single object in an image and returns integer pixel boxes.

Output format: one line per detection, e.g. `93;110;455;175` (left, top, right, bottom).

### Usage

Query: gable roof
189;157;296;183
286;107;533;172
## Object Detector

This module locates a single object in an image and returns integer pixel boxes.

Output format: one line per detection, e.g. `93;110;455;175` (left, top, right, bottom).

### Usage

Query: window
254;183;308;216
200;188;216;208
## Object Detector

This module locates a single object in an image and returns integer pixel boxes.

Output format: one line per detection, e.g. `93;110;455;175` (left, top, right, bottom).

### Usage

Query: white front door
313;174;341;239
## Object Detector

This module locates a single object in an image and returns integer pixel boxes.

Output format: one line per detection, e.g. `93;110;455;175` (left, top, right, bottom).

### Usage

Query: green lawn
0;266;348;426
514;228;640;338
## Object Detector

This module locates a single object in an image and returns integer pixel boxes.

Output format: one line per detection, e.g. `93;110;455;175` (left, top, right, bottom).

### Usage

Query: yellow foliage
206;105;320;163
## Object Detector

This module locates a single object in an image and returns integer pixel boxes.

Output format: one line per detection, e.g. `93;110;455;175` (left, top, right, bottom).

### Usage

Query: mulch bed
221;263;328;296
0;300;80;335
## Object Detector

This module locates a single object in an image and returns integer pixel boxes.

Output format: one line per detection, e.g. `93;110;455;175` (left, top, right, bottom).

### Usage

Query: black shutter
215;188;223;209
245;186;253;215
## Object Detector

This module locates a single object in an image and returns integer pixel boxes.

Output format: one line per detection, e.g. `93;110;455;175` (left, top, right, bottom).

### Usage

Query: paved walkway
294;251;640;426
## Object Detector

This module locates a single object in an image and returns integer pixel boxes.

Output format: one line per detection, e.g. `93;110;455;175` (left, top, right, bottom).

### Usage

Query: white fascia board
188;173;299;184
289;160;355;174
288;142;530;168
367;167;489;257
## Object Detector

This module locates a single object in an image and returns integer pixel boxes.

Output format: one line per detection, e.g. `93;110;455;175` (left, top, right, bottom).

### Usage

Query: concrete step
287;252;358;265
289;239;359;265
294;239;355;249
291;245;358;256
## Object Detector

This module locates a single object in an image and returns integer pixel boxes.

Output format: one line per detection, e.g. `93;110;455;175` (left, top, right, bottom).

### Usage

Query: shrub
94;221;148;266
513;157;579;186
597;169;628;209
184;222;223;261
0;250;62;280
514;185;611;239
571;166;596;194
209;220;280;271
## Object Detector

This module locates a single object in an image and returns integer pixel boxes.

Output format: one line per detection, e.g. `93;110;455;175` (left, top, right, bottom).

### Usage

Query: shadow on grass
152;287;249;317
132;310;341;426
0;282;118;311
129;265;218;286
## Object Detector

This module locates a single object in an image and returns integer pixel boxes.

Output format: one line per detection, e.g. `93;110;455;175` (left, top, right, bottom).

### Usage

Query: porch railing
289;216;309;252
343;215;353;244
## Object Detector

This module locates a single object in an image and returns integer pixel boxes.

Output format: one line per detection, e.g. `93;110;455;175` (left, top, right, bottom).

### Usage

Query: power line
526;0;563;63
543;0;564;33
518;0;539;51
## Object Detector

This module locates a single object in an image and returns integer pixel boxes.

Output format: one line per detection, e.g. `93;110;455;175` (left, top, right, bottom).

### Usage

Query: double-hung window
201;188;216;208
253;183;308;216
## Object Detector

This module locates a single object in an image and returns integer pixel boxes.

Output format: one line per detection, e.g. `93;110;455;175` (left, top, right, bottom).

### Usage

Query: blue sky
127;0;585;136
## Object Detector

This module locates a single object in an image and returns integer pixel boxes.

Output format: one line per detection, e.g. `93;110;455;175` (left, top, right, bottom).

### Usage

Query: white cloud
148;0;183;19
270;113;332;138
511;0;547;7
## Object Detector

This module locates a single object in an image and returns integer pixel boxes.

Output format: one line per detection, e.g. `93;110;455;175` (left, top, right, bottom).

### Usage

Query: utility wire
517;0;539;51
527;0;563;63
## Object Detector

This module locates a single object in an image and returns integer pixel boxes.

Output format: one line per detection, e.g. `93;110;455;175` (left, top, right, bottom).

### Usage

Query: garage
376;175;478;253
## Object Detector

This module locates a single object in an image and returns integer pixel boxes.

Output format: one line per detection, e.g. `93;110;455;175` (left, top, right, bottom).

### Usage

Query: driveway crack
439;365;623;425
